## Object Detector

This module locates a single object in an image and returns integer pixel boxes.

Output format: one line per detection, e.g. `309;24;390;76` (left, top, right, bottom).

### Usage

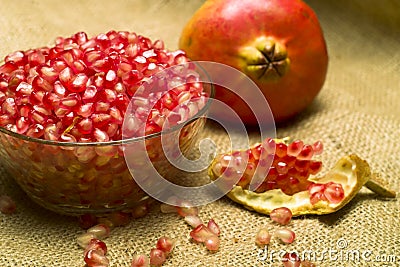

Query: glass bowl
0;70;214;217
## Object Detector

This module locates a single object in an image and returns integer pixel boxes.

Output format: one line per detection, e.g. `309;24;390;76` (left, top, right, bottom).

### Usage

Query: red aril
255;228;272;247
149;248;166;266
270;207;292;225
275;228;296;244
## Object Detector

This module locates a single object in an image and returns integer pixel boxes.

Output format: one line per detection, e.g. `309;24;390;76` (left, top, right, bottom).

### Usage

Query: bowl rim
0;65;215;147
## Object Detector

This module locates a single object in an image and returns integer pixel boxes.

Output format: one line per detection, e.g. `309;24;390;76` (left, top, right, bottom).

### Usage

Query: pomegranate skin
179;0;328;124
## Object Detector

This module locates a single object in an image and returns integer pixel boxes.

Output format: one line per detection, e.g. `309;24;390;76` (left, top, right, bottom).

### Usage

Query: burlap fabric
0;0;399;266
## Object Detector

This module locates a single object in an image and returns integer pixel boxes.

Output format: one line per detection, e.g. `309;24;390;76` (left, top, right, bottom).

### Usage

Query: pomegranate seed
297;144;314;160
70;73;89;92
26;123;45;138
0;114;13;126
2;98;17;117
16;81;33;96
184;215;203;228
312;140;323;155
190;224;214;243
84;248;109;267
86;224;111;240
276;161;290;174
149;248;166;266
323;182;345;204
275;229;296;244
204;234;220;252
309;191;327;205
93;128;110;142
275;143;288;158
16;116;30;134
282;252;301;267
0;62;18;74
288;140;304;156
156;236;175;255
207;219;221;236
270;207;293;225
308;161;322;175
27;50;46;66
0;195;16;214
5;51;26;66
255;228;271;247
84;238;108;256
131;254;150;267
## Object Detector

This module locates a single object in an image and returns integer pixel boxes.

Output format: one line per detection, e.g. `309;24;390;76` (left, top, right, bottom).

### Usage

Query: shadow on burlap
0;0;399;266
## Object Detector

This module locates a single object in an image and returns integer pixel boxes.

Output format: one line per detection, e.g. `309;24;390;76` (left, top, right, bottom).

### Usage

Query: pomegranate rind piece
210;154;373;216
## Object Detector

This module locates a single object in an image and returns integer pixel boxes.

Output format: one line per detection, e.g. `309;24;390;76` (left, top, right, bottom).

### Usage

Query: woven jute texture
0;0;399;266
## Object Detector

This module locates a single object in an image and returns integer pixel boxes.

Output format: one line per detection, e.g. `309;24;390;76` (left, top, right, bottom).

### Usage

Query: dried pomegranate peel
209;138;396;216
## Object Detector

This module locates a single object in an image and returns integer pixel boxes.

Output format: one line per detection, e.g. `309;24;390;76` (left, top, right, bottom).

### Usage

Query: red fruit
84;248;109;267
270;207;292;225
323;182;345;204
156;236;175;255
149;248;166;266
190;224;215;243
179;0;328;124
204;234;220;252
255;228;271;247
84;238;108;256
275;228;296;244
207;219;221;236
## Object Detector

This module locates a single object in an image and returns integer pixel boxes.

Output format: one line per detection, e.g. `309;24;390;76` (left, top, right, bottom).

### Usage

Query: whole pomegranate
179;0;328;125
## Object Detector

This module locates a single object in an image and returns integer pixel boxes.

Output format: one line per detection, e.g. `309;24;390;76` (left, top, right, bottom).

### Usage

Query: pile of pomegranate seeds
308;182;345;205
0;30;207;142
0;194;16;214
213;138;324;195
213;138;346;205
